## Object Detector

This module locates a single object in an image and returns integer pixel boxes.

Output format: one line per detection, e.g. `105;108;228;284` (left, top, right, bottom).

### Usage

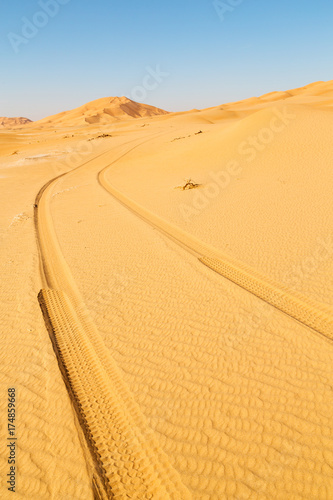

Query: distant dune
3;80;333;130
0;116;33;128
31;96;169;127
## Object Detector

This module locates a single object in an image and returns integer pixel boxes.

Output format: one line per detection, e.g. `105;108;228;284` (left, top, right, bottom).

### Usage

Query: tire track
35;138;192;499
98;171;333;342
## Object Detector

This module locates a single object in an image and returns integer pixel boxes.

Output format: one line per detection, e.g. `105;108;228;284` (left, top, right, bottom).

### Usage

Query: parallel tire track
98;171;333;342
200;256;333;341
38;289;190;500
35;139;192;500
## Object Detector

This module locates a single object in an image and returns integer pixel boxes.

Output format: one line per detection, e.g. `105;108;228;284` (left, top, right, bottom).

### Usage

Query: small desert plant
182;178;200;190
97;133;112;138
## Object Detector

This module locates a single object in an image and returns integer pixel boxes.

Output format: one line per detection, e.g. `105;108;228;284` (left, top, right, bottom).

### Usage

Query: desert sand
0;82;333;499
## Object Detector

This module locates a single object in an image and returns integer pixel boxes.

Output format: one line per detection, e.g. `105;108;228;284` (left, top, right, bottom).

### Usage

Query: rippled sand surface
1;81;333;499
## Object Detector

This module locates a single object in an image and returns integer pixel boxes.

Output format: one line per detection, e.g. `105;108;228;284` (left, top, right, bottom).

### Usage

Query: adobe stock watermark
238;107;296;162
63;140;95;169
96;272;131;306
51;124;116;175
179;160;242;222
228;234;333;351
283;236;333;288
222;296;274;353
47;139;96;177
213;0;245;22
179;106;296;222
49;63;168;175
8;0;71;54
130;65;169;102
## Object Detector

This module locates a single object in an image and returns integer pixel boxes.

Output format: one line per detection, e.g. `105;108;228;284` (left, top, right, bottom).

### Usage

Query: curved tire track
35;139;192;500
98;170;333;343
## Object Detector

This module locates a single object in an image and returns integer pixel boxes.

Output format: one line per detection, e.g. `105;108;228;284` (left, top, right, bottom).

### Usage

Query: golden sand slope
1;80;333;499
97;171;333;342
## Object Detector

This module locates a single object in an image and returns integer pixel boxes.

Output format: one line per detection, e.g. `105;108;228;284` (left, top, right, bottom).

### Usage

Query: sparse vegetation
172;136;185;142
181;178;200;190
97;133;112;138
172;131;203;142
88;133;112;141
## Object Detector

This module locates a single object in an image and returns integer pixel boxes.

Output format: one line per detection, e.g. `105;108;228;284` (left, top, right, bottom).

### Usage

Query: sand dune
201;79;333;116
1;80;333;499
29;96;169;128
0;117;32;128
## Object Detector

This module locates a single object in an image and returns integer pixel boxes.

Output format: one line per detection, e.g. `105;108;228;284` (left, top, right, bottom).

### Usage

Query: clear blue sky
1;0;332;120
